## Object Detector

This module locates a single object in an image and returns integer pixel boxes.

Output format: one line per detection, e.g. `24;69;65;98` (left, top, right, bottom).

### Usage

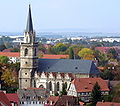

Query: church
19;5;99;95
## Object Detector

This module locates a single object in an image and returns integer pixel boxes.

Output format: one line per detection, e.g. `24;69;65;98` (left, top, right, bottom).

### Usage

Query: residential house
45;95;79;106
0;91;11;106
68;78;109;102
6;93;19;106
17;88;49;106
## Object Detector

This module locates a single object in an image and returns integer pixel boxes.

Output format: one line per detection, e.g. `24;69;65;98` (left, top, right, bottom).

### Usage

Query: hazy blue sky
0;0;120;32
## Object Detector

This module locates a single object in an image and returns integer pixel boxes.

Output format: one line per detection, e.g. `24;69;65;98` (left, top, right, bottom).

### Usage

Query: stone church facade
19;5;99;95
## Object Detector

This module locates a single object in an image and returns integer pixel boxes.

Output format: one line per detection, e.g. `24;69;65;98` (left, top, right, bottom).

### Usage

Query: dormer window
75;67;78;69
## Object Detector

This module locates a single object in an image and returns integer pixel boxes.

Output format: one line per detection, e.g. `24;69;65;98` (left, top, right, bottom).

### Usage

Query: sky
0;0;120;32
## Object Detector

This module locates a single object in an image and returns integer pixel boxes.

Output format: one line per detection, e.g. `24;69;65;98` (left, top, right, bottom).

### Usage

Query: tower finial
25;4;33;33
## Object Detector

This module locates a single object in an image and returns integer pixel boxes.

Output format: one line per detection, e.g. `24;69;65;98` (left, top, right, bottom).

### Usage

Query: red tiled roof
55;95;77;106
0;52;20;57
42;54;69;59
0;91;11;106
47;95;77;106
6;93;18;104
96;102;120;106
71;78;109;92
95;47;113;53
47;96;60;105
0;52;69;59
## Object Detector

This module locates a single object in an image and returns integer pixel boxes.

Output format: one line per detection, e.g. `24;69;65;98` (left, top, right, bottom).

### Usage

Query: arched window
34;80;36;87
49;81;52;91
39;85;44;88
65;82;67;89
56;82;59;91
25;48;28;56
34;48;37;56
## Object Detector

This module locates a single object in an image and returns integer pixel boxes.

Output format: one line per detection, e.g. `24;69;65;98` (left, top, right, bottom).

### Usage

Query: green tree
100;69;114;80
108;48;118;59
78;48;94;60
1;69;15;87
69;48;74;59
91;82;102;106
111;84;120;102
60;83;67;95
54;92;59;96
0;56;9;64
94;50;108;66
51;43;67;54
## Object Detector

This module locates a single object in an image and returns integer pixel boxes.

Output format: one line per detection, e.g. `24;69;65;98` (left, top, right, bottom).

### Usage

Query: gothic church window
39;85;44;88
25;48;28;56
57;82;59;91
65;82;67;89
49;81;52;91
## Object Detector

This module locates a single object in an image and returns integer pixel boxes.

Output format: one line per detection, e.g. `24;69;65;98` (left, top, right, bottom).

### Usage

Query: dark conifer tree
91;82;102;106
69;48;74;59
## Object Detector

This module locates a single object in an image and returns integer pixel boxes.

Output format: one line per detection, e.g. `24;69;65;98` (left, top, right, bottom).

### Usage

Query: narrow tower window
25;48;28;56
34;48;37;56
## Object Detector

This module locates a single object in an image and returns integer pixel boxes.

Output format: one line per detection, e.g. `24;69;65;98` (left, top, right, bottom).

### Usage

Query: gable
56;73;62;79
69;83;76;91
49;73;54;79
64;73;70;79
40;72;47;79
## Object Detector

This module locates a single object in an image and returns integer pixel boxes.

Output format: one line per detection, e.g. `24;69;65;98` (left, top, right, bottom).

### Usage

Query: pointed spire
25;4;33;33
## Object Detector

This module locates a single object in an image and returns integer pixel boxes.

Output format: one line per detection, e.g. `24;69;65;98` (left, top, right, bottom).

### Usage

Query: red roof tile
47;95;77;106
72;78;109;92
0;52;20;57
41;54;69;59
0;52;69;59
0;91;11;106
96;102;120;106
47;96;59;105
95;47;113;53
55;95;77;106
6;93;18;104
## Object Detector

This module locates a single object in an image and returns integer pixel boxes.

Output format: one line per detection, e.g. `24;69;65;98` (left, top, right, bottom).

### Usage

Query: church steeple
25;4;33;33
19;5;38;89
24;5;35;43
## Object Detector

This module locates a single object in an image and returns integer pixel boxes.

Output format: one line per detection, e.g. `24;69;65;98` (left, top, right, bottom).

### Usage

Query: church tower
19;5;38;89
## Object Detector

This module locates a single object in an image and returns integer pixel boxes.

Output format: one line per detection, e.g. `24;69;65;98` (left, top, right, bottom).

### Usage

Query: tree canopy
50;43;67;54
91;82;102;106
0;56;9;64
78;48;94;60
1;69;15;87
